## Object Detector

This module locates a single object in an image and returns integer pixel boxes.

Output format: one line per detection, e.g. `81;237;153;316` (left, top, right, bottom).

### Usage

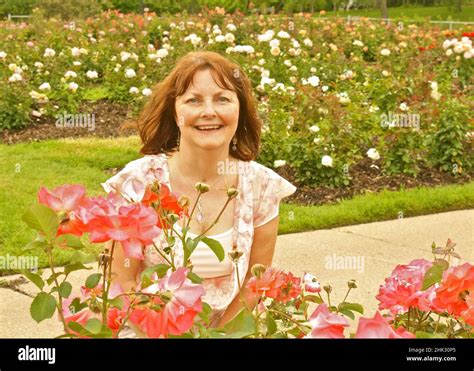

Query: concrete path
1;209;472;338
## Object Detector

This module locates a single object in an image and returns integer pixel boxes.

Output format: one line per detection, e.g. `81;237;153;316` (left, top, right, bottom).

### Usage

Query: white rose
125;68;136;78
308;76;320;87
156;48;169;59
129;87;139;94
269;39;280;48
86;70;98;79
321;155;333;167
68;82;79;92
43;48;56;57
142;88;152;96
225;33;235;43
270;47;281;57
309;125;320;133
274;160;286;168
39;82;51;91
366;148;380;160
380;48;391;56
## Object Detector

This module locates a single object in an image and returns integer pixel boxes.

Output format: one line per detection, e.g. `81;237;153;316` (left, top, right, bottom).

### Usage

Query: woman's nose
201;100;217;117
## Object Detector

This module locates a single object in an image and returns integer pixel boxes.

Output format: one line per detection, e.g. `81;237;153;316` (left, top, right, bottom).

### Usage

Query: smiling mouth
194;125;224;132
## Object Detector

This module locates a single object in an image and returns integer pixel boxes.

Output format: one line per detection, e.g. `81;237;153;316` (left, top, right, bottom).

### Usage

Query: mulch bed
2;101;472;206
277;159;472;206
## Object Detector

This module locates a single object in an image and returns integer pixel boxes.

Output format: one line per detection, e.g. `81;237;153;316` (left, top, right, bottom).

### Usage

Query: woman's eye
219;96;230;102
186;98;198;103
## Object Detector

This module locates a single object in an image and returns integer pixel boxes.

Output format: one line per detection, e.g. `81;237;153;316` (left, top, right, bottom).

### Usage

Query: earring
232;136;237;152
176;131;181;148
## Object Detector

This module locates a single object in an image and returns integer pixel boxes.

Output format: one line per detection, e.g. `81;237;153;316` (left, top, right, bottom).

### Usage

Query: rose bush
1;11;472;185
21;180;473;338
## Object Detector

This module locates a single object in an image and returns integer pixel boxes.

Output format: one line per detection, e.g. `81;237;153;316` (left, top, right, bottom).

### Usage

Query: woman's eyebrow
187;90;231;96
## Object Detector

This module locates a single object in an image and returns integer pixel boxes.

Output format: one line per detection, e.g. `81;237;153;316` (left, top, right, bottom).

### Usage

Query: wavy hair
136;51;262;161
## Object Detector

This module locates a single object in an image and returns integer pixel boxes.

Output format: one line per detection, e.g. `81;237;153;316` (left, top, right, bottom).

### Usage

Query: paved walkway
1;209;472;338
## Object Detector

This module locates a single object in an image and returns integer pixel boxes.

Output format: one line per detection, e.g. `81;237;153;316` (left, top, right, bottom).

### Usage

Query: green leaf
339;308;355;320
415;331;447;339
69;250;95;265
109;297;124;310
58;282;72;298
304;295;324;304
84;318;102;335
168;332;194;339
46;272;65;286
94;326;113;339
166;235;176;246
187;271;203;284
338;302;364;315
54;234;85;250
85;273;102;289
422;263;446;290
183;237;199;261
197;302;212;323
68;297;88;314
67;321;86;334
201;237;225;262
22;238;48;253
265;312;277;336
22;204;59;240
30;292;57;323
21;269;44;290
222;308;256;338
140;264;170;287
64;262;92;276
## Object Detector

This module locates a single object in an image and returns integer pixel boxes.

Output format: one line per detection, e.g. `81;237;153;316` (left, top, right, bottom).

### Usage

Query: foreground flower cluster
22;183;473;338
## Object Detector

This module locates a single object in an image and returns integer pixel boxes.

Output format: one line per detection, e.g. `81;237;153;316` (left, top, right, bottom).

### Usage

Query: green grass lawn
1;136;473;273
324;6;474;22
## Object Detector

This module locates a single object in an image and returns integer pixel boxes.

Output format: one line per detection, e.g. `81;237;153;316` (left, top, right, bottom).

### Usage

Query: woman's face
175;68;239;153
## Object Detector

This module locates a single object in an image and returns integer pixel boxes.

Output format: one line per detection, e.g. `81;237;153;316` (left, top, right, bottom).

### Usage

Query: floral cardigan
101;153;297;320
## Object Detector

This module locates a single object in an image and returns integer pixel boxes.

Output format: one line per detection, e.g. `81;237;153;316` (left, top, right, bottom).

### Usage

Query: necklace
175;152;228;224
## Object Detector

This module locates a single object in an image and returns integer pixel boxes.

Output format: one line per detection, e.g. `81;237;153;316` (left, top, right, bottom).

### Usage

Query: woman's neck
171;146;236;184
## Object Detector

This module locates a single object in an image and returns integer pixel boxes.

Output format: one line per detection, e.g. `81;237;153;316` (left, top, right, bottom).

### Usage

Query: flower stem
101;241;115;324
47;245;70;334
341;287;352;303
186;192;202;228
194;197;232;240
152;242;175;269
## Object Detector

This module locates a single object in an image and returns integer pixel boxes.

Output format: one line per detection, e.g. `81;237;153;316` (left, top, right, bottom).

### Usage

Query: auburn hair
137;51;262;161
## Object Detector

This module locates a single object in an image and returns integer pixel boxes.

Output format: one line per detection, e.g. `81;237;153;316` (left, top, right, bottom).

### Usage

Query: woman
101;51;296;335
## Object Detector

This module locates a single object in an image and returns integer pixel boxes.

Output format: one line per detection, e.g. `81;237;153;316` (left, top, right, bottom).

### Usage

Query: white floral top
101;153;297;322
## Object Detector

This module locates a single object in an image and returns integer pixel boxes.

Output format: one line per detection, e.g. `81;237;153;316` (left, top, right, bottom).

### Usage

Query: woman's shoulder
101;153;168;194
246;160;297;199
